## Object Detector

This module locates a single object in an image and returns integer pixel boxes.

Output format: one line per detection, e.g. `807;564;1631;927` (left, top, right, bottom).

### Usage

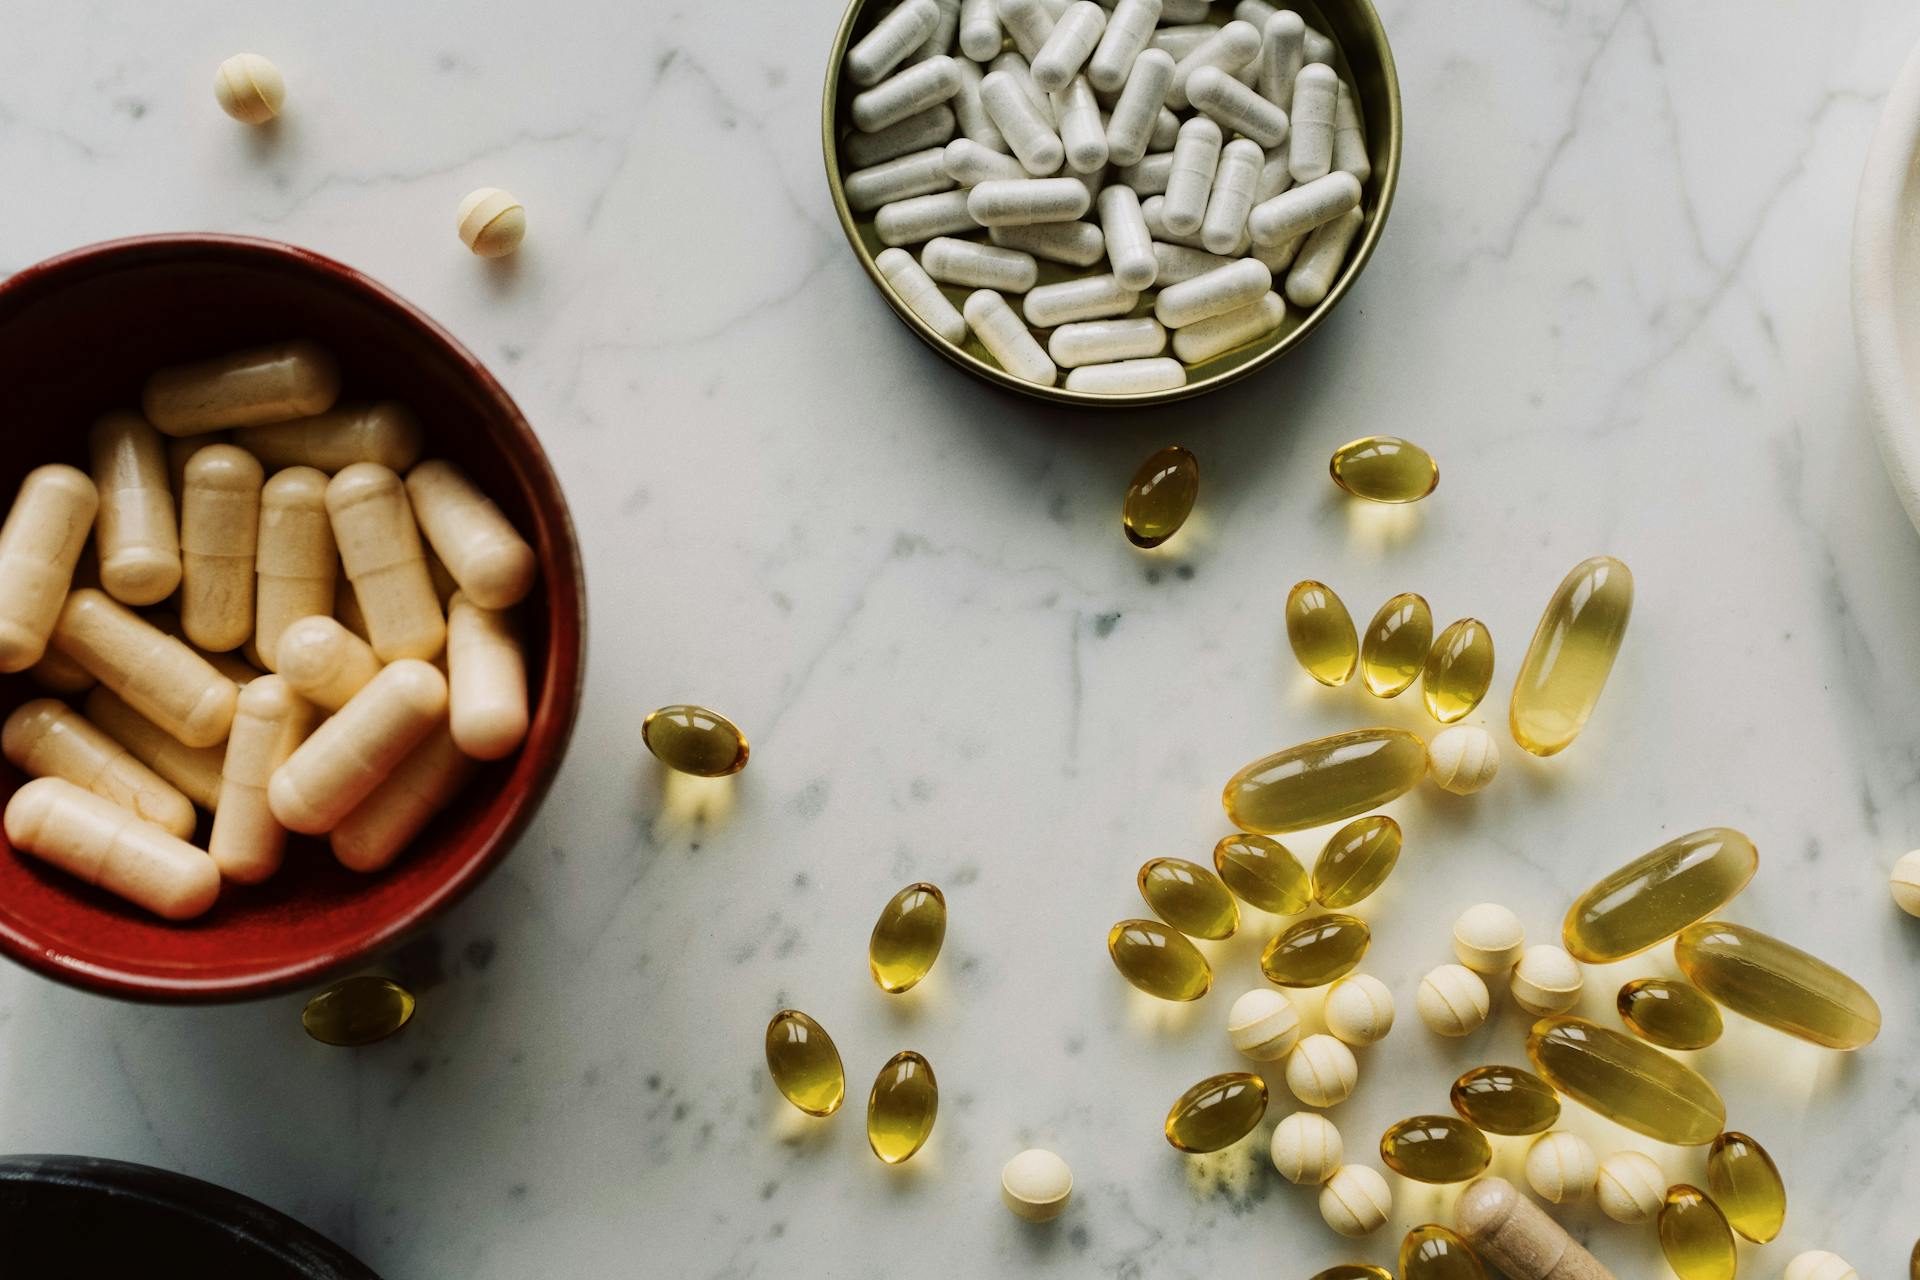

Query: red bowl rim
0;233;588;1003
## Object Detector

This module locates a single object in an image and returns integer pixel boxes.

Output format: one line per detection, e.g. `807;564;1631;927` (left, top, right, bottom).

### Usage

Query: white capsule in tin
844;104;957;168
923;236;1040;292
877;247;969;344
1152;242;1236;285
1256;149;1294;201
989;51;1056;126
1104;47;1173;167
848;0;942;86
980;69;1064;174
1143;193;1247;254
1252;232;1305;273
960;0;1003;60
1048;316;1166;367
1022;273;1138;326
1151;24;1215;60
989;220;1106;266
1171;290;1284;362
1258;11;1306;110
967;176;1089;225
1031;1;1104;91
1064;356;1185;393
1155;257;1272;327
853;56;964;133
1092;183;1156;290
1052;76;1108;172
1287;62;1337;182
951;58;1011;153
1235;2;1334;62
1158;0;1209;18
1168;20;1261;109
1149;107;1179;151
918;0;962;57
1332;81;1370;182
1249;170;1359;246
847;147;957;212
1161;115;1221;236
1201;138;1264;255
997;0;1057;59
1284;205;1362;306
876;189;979;245
1118;152;1172;195
963;290;1058;385
1188;65;1290;149
1087;0;1161;92
944;137;1028;185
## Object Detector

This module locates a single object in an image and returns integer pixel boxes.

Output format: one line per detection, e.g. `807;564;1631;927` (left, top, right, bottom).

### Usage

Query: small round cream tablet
1524;1130;1597;1204
1227;987;1299;1061
1317;1164;1390;1237
1784;1252;1859;1280
214;53;285;124
1594;1150;1665;1223
1510;944;1583;1015
458;188;527;258
1000;1148;1072;1221
1269;1111;1341;1184
1452;902;1524;973
1285;1033;1356;1108
1428;724;1499;794
1416;964;1489;1037
1323;973;1394;1046
1892;849;1920;917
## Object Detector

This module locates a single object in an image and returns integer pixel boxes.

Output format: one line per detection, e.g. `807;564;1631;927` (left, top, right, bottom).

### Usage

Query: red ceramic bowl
0;235;585;1002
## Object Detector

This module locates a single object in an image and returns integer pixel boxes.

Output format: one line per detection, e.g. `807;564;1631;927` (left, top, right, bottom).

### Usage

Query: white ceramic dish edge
1854;38;1920;537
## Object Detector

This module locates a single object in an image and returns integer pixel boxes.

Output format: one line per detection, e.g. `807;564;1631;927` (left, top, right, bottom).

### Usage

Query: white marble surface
3;0;1919;1275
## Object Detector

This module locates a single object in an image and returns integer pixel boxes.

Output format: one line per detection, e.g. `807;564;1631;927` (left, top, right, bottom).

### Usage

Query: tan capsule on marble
446;593;528;760
275;615;381;713
3;776;220;920
0;465;98;674
458;188;528;257
331;723;473;873
180;444;264;653
88;411;181;606
53;590;237;748
2;698;196;838
143;340;341;435
209;676;316;884
252;466;337;669
213;53;285;124
236;402;425;474
326;463;445;661
405;460;537;610
268;659;447;834
84;687;226;812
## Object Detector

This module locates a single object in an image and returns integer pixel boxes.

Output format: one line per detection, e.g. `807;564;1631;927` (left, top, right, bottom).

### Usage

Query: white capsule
1143;193;1243;253
1201;138;1263;255
844;104;957;168
853;56;964;133
1155;257;1271;328
1031;1;1104;91
997;0;1056;59
877;247;969;344
1324;973;1396;1046
950;58;1011;153
923;236;1040;292
1168;20;1261;109
1187;67;1290;154
1161;115;1221;236
1149;107;1179;151
989;50;1057;125
1118;152;1172;196
1285;204;1362;306
1511;945;1584;1016
1304;26;1335;63
1595;1151;1666;1224
849;0;942;86
1271;1112;1343;1184
1525;1131;1598;1205
1022;273;1138;326
1255;148;1295;202
967;176;1088;225
1052;76;1108;172
1150;24;1215;60
1086;0;1158;91
990;220;1106;265
980;68;1065;173
1287;62;1337;182
963;290;1058;384
1103;47;1173;167
1258;11;1306;109
1095;183;1156;290
1064;357;1185;394
1252;233;1305;273
1784;1254;1859;1280
1452;903;1525;974
1152;242;1236;285
1249;169;1360;246
876;189;979;245
847;146;957;213
918;0;962;57
960;0;1004;60
1417;964;1490;1036
1000;1148;1074;1222
943;137;1027;186
1047;316;1166;367
1332;81;1370;182
1171;290;1284;362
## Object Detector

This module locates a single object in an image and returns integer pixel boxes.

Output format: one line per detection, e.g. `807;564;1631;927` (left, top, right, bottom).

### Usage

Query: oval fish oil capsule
870;882;948;993
0;464;99;674
254;466;336;670
88;412;181;607
327;463;446;661
1360;592;1433;697
276;615;381;713
1563;828;1759;962
1674;920;1881;1050
53;590;237;748
2;698;195;838
331;724;473;873
1617;978;1723;1051
765;1009;847;1117
642;704;750;777
868;1050;938;1163
446;593;529;760
1164;1071;1267;1153
2;776;219;920
1707;1131;1785;1243
405;460;537;611
180;444;265;654
268;659;448;835
1121;444;1198;549
1330;436;1439;503
1311;1269;1391;1280
1213;833;1311;915
1526;1015;1725;1145
1286;579;1358;686
1509;555;1633;756
84;687;225;811
142;339;342;435
1107;918;1211;1000
1223;727;1427;834
1399;1225;1487;1280
302;976;417;1047
209;676;315;884
1381;1116;1493;1184
1422;618;1494;723
235;401;425;473
1137;856;1238;939
1312;815;1401;908
1658;1185;1736;1280
1449;1065;1560;1136
1260;912;1369;988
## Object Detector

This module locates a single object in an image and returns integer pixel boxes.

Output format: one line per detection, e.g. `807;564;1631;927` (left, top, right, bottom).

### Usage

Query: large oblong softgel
867;1050;938;1163
765;1009;845;1117
1526;1015;1725;1146
1675;921;1880;1050
1563;828;1757;963
1223;728;1426;834
1509;556;1633;756
870;882;947;993
1164;1072;1267;1153
1107;918;1211;1001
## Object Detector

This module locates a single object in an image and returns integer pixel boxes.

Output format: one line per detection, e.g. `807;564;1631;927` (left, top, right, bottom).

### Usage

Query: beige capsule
150;609;262;689
457;188;527;258
405;460;537;610
2;699;196;838
180;444;264;653
236;402;425;474
53;590;237;748
213;53;285;124
166;435;224;503
253;466;337;670
334;566;370;640
0;465;99;674
87;412;181;606
446;593;528;760
209;676;316;883
326;463;445;661
84;687;225;812
27;647;96;695
3;776;220;920
275;615;381;713
332;723;474;873
269;659;447;834
142;340;342;436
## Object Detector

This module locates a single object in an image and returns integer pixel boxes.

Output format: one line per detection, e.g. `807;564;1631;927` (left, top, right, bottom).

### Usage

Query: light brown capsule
331;724;474;874
446;593;528;760
327;463;446;661
84;687;225;811
237;402;425;473
180;444;264;653
2;698;195;838
143;340;341;435
254;466;337;670
209;676;315;884
0;465;99;674
53;590;237;748
405;460;537;610
88;411;181;607
268;660;448;834
3;776;219;920
275;615;381;713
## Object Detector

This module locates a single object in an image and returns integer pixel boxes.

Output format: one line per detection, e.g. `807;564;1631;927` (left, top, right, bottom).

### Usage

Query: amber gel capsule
1449;1065;1560;1136
1617;979;1723;1051
1312;815;1401;908
1675;921;1881;1050
1122;444;1198;548
1563;827;1758;963
1223;727;1427;834
642;704;750;777
1509;555;1632;755
1707;1131;1785;1243
1399;1223;1488;1280
867;1050;938;1163
1286;580;1358;686
1138;856;1239;939
765;1010;845;1116
1329;435;1439;503
303;976;416;1047
1260;913;1370;988
1164;1072;1267;1153
1310;1268;1391;1280
870;882;947;993
1108;918;1212;1001
1213;833;1312;915
1658;1185;1736;1280
1422;618;1494;723
1360;592;1432;697
1381;1116;1492;1184
1526;1015;1725;1145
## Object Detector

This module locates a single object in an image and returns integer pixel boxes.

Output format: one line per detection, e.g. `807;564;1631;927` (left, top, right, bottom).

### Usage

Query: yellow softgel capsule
1122;444;1198;549
869;882;947;993
764;1009;845;1117
1562;828;1758;963
1509;555;1632;756
1400;1223;1488;1280
1526;1015;1725;1146
1329;435;1439;503
1260;913;1369;988
1380;1116;1492;1184
1311;1268;1392;1280
1449;1064;1560;1136
1658;1184;1736;1280
1312;815;1402;909
1138;856;1239;939
1164;1071;1267;1153
1360;592;1432;698
1286;579;1358;686
642;704;750;777
302;976;415;1047
1422;618;1494;723
1707;1131;1785;1243
1675;921;1881;1051
1617;978;1723;1051
867;1050;938;1163
1223;727;1427;834
1213;833;1312;915
1107;918;1212;1001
